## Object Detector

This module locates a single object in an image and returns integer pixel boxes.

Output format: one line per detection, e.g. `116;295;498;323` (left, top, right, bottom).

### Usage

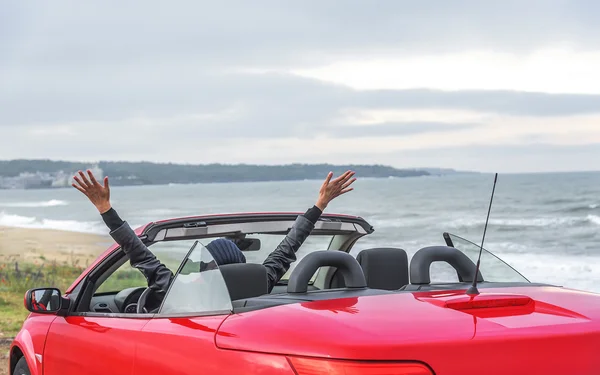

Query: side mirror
24;288;63;314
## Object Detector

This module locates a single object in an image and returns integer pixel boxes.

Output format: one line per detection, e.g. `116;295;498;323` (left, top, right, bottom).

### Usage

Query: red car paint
216;287;600;373
9;214;600;375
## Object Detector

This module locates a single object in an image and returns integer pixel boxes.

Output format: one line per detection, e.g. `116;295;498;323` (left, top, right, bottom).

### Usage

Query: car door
42;315;149;375
41;251;158;375
132;242;234;374
42;234;202;375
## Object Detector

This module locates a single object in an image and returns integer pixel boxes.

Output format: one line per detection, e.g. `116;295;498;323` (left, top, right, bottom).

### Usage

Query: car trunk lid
216;286;600;374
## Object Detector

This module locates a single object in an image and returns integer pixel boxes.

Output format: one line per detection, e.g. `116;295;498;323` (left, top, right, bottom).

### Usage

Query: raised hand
72;170;112;214
315;170;357;211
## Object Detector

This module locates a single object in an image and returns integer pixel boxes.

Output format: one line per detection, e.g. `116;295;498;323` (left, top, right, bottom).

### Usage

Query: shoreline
0;226;111;265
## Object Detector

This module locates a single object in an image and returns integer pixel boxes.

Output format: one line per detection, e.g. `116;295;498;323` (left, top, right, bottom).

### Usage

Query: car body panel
132;315;294;374
42;315;150;375
10;212;600;375
10;314;56;375
216;286;600;373
11;212;371;374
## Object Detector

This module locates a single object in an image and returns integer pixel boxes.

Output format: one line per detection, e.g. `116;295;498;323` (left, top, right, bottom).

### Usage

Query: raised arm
72;170;173;293
262;170;356;292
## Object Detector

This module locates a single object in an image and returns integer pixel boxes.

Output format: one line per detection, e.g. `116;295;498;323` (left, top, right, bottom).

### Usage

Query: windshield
241;234;334;278
227;233;334;282
444;232;529;283
159;241;233;315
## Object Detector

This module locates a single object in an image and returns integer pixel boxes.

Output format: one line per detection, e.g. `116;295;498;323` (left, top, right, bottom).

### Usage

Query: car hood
216;286;600;373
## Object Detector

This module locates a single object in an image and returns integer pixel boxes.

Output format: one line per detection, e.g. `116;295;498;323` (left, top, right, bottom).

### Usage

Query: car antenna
466;173;498;297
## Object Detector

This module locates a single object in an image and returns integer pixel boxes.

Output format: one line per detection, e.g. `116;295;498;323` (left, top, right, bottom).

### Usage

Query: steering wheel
136;287;157;314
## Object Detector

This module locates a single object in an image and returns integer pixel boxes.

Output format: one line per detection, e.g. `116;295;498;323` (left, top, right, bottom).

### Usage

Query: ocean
1;172;599;293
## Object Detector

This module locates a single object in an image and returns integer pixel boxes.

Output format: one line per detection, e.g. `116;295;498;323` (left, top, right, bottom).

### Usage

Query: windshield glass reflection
159;241;233;315
444;232;529;283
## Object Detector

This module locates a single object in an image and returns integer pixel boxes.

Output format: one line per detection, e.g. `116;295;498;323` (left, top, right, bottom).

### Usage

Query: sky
1;0;600;173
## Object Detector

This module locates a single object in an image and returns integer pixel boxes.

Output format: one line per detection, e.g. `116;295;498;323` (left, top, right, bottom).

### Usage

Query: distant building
0;172;52;189
88;165;104;179
51;171;70;188
0;164;104;190
21;173;53;189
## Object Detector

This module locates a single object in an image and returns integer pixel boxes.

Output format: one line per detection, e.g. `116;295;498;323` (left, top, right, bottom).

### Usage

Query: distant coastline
0;159;473;189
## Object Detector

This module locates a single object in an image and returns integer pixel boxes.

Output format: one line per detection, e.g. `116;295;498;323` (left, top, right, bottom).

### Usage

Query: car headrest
356;247;409;290
409;246;484;284
288;250;367;293
219;263;268;301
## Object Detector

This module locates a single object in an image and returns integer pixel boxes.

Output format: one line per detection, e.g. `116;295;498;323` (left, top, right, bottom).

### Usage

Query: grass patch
0;292;27;338
0;256;84;337
96;268;147;293
0;255;149;337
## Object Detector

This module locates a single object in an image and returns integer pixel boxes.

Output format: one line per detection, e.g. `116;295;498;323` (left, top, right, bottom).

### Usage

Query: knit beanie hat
205;238;247;265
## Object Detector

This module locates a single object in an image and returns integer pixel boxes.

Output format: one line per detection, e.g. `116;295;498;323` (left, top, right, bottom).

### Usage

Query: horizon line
1;158;600;175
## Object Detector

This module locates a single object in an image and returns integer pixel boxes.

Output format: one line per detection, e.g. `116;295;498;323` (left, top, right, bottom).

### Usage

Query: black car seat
219;263;269;301
330;247;409;290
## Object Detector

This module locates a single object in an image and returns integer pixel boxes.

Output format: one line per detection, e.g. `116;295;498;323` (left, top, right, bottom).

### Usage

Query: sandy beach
0;226;111;266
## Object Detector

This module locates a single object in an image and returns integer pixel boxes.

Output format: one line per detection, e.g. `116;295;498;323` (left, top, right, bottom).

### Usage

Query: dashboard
90;287;147;314
89;284;320;314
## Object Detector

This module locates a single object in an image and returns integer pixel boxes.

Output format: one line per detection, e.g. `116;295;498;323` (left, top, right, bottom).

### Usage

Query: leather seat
330;248;409;290
219;263;269;301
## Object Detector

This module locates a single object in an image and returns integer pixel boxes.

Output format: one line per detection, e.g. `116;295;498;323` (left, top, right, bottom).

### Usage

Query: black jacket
102;207;322;294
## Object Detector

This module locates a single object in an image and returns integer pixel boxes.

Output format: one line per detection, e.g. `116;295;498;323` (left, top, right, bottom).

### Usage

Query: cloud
1;0;600;172
3;72;600;127
325;123;477;138
5;1;600;66
4;107;600;171
3;70;600;173
381;143;600;173
291;49;600;94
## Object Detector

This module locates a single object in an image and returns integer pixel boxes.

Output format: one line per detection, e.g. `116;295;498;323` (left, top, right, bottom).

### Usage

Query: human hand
315;170;356;211
72;170;112;214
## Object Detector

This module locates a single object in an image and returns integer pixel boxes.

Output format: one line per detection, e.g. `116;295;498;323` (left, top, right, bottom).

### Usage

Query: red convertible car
9;212;600;374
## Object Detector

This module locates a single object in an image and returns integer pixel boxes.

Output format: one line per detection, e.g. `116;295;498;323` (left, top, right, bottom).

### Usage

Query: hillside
0;159;439;188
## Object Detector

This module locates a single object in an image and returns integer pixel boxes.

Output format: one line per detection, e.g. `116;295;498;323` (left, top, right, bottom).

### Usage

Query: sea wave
0;211;107;235
499;252;600;293
0;199;69;208
542;198;576;205
368;216;425;228
562;203;598;213
140;208;183;216
449;216;598;229
587;215;600;226
484;242;529;253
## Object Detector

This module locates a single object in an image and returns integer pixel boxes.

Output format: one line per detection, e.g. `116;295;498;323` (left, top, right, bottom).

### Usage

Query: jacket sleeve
262;207;322;292
109;221;174;293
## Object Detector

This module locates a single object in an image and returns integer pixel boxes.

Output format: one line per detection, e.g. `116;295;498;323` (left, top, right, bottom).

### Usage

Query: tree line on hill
0;159;439;186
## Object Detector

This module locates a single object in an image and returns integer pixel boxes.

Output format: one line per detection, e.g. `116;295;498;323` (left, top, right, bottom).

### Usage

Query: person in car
72;169;356;294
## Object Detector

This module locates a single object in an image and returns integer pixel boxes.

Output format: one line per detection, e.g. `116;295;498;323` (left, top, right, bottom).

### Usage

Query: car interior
65;214;540;317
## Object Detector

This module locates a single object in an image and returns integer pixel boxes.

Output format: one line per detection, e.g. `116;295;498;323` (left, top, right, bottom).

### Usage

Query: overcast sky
2;0;600;173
